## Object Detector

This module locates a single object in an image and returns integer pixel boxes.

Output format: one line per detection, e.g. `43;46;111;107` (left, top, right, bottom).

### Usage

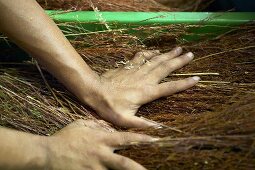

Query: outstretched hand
46;119;156;170
91;47;200;128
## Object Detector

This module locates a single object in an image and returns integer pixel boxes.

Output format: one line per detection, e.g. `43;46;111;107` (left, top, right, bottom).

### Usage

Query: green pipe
1;11;255;61
46;11;255;41
47;11;255;25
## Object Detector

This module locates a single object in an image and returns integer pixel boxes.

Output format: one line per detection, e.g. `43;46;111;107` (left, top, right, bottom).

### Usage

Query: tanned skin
0;0;200;169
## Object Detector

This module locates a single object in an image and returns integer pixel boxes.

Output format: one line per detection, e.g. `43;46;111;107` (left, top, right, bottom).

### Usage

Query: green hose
46;11;255;41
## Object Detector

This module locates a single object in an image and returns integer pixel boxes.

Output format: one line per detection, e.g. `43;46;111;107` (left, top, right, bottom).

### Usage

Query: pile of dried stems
37;0;214;12
36;0;173;12
155;0;215;11
0;9;255;170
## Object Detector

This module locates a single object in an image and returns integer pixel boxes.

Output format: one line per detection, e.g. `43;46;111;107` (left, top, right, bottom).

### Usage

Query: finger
140;47;182;73
131;50;160;66
103;154;147;170
92;165;107;170
106;114;158;129
54;120;106;136
151;76;200;100
67;119;104;130
105;132;157;147
52;119;88;136
149;52;194;83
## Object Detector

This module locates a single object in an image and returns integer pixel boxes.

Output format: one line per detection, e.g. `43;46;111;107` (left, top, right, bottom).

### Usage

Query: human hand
88;47;200;128
45;119;156;170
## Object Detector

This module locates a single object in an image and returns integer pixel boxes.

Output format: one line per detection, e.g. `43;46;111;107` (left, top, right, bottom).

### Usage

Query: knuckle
123;132;133;138
161;61;169;68
161;53;173;61
96;147;109;159
146;86;158;97
168;56;190;68
147;50;160;56
155;61;172;73
73;119;86;126
120;133;129;142
119;157;129;168
153;89;164;98
153;55;166;62
136;51;148;57
88;146;105;158
119;132;137;144
125;132;146;141
135;52;143;57
154;50;160;53
87;148;98;157
85;120;98;127
167;50;179;57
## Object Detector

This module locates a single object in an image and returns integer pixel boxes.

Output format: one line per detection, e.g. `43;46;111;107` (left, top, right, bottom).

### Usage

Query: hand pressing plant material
0;0;199;169
1;0;255;169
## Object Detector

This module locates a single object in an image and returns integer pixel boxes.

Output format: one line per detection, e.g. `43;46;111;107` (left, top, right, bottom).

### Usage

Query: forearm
0;127;46;170
0;0;101;105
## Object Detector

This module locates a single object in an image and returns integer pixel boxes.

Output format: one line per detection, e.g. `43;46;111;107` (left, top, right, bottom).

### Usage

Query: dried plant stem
65;28;127;37
172;73;220;76
128;134;255;146
140;116;183;133
194;45;255;62
199;81;231;84
35;61;65;108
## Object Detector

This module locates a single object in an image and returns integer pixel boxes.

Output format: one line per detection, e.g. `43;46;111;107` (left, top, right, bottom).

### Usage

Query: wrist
29;135;49;170
81;83;109;110
80;79;114;114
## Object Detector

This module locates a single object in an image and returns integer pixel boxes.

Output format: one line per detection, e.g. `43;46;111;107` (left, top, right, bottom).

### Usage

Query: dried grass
156;0;215;11
36;0;215;12
36;0;173;12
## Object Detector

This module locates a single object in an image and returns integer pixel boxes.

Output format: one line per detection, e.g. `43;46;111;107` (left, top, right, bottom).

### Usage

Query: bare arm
0;127;46;170
0;0;200;128
0;0;101;106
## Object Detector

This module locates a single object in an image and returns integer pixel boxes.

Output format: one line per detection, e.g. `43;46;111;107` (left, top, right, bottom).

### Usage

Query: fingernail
147;122;161;128
186;52;194;59
151;138;161;142
192;76;201;81
146;121;163;129
175;47;182;53
153;50;160;54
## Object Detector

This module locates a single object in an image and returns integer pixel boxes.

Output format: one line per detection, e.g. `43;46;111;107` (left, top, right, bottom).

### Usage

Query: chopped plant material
156;0;215;11
36;0;215;12
36;0;173;12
